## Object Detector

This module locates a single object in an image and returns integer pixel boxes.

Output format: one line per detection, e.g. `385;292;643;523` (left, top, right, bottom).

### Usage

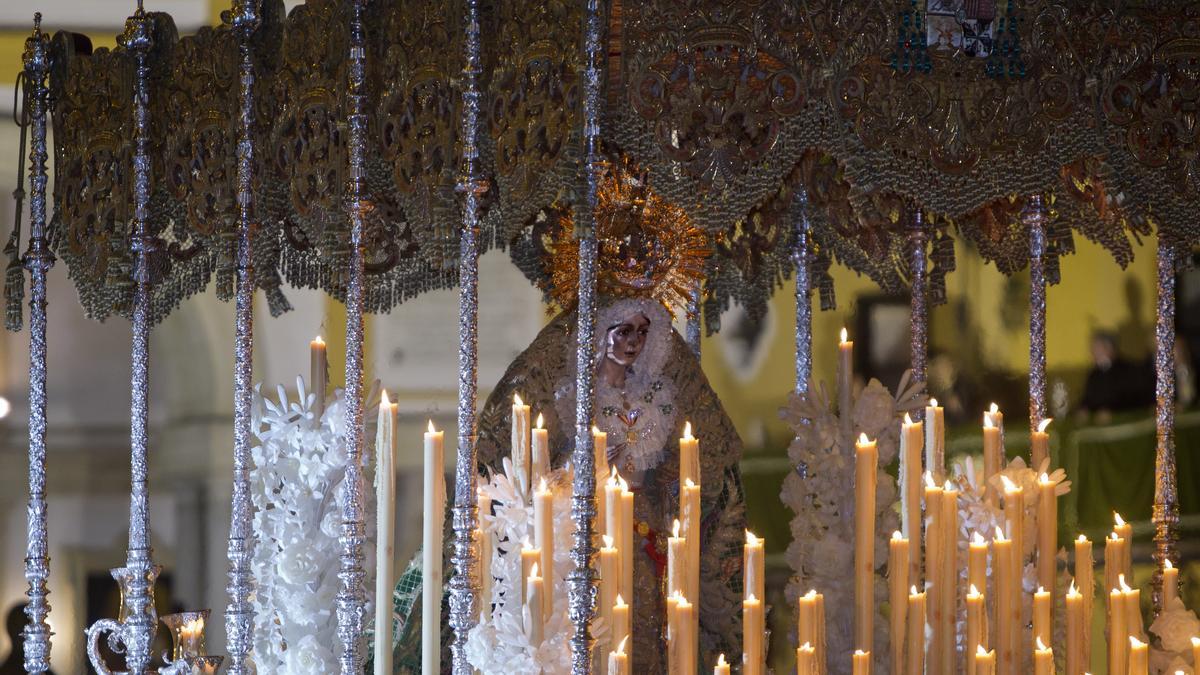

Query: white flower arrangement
465;458;590;675
249;377;375;674
1150;597;1200;674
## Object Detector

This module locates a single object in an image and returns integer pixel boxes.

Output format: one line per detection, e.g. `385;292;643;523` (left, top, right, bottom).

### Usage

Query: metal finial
32;13;41;31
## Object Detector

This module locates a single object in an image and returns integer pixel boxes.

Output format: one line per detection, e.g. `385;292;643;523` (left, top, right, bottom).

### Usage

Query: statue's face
605;312;650;367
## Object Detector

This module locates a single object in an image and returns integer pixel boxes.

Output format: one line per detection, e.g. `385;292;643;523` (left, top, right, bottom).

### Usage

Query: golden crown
541;160;709;315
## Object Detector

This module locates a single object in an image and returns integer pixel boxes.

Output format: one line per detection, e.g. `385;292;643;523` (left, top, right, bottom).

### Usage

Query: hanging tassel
5;72;29;332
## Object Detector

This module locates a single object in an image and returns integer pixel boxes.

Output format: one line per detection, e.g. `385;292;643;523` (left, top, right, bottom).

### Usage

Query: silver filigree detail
908;206;927;395
1152;237;1179;616
1025;194;1048;428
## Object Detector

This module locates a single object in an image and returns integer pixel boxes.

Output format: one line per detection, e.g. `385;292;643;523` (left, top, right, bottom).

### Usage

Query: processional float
5;0;1197;673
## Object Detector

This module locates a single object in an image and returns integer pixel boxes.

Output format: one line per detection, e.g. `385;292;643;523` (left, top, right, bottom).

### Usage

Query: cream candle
715;652;731;675
612;594;630;656
668;519;686;597
609;636;629;675
924;473;944;673
1120;574;1144;641
476;485;493;619
1129;636;1148;675
594;425;608;539
520;541;538;608
839;329;854;444
676;595;695;675
797;643;816;675
598;536;617;674
744;530;765;602
1037;472;1057;597
975;646;996;675
1033;586;1051;651
619;477;634;603
421;420;445;675
889;532;909;675
852;649;871;675
855;433;878;653
1033;637;1053;675
743;593;764;675
1074;534;1093;674
1164;559;1179;609
310;336;327;417
534;477;554;616
993;527;1015;675
906;586;926;675
968;532;988;605
1114;512;1133;577
1192;637;1200;672
1065;581;1083;675
680;421;700;488
926;398;946;482
511;394;531;495
604;472;622;544
1001;475;1024;672
1108;587;1128;675
939;481;958;675
531;413;550;488
1104;531;1126;600
982;413;1001;509
901;413;924;586
799;589;823;673
1030;417;1050;469
374;392;398;675
966;585;986;675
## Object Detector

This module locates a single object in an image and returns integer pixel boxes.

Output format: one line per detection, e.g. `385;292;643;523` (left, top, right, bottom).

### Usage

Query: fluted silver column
20;14;54;674
794;186;811;397
223;0;261;671
448;0;485;670
908;206;927;395
335;0;370;672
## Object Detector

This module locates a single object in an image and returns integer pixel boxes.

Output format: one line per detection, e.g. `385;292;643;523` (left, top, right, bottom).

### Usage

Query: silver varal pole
223;0;261;670
448;0;485;669
21;14;54;674
1025;194;1048;428
335;0;370;672
908;206;928;394
569;0;607;671
794;186;811;396
1152;236;1179;616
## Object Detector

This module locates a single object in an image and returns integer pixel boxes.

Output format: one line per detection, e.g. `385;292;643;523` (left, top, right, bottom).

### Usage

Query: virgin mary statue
472;164;747;671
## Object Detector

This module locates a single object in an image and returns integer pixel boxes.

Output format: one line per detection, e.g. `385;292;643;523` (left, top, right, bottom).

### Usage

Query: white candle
669;519;686;597
310;336;327;417
608;636;629;675
744;530;765;602
374;392;397;675
855;433;878;653
511;394;531;495
839;329;854;444
889;532;909;675
594;425;608;538
612;594;630;656
422;420;445;675
598;536;618;674
534;477;554;617
532;413;550;488
619;477;634;603
527;562;544;647
680;421;700;488
476;485;493;619
901;413;924;586
520;540;538;609
715;652;732;675
682;477;701;603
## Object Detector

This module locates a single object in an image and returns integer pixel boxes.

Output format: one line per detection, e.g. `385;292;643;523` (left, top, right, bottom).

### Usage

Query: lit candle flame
910;585;920;595
747;592;758;603
1077;534;1088;543
943;479;954;491
1000;475;1019;492
1109;531;1121;541
994;526;1007;541
313;335;324;346
529;562;539;578
805;589;818;599
427;420;436;434
904;412;913;425
592;425;601;435
683;421;693;439
983;413;995;429
538;477;548;492
1039;472;1051;484
1130;636;1145;649
892;530;904;540
840;327;848;343
977;645;990;657
1166;558;1175;570
1114;511;1126;527
616;636;628;656
746;530;760;545
924;471;937;489
685;477;696;489
854;650;867;657
968;584;981;597
381;389;391;406
1036;636;1049;651
1119;574;1132;592
858;432;871;445
929;397;939;407
615;593;626;607
989;402;999;414
1037;418;1052;433
1037;585;1046;594
535;413;544;429
673;519;681;538
717;654;728;667
513;393;524;406
972;531;987;546
602;535;613;549
1068;580;1078;596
